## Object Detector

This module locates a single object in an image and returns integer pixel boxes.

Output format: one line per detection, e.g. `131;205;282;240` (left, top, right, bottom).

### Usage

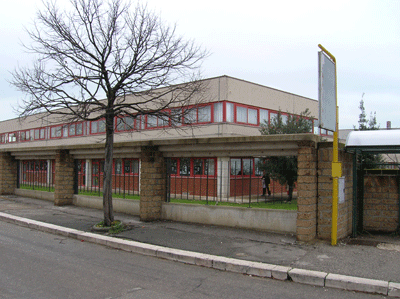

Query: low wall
14;190;296;233
162;203;297;234
73;195;140;216
15;189;55;202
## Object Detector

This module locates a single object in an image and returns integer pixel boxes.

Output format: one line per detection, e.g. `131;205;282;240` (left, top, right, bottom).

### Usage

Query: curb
0;211;399;297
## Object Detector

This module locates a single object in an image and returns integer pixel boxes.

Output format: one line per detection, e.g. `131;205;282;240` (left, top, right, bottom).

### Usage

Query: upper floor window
34;128;46;140
50;126;63;138
8;132;17;143
236;105;258;125
260;109;269;126
20;130;32;142
213;102;223;122
146;114;169;129
69;123;84;137
91;119;106;134
184;105;212;124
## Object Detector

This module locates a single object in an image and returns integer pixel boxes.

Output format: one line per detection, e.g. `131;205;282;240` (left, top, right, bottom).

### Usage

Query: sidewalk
0;194;399;297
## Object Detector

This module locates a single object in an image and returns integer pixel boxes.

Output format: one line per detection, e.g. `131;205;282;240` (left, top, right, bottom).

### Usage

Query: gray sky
1;0;399;129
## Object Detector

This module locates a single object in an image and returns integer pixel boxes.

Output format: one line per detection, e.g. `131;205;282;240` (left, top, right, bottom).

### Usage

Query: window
168;159;178;174
147;115;157;128
230;158;257;176
116;116;135;132
214;102;223;122
34;128;46;140
179;158;191;176
270;112;288;124
236;105;257;125
91;119;106;134
260;109;269;126
20;130;31;142
170;109;182;127
50;126;62;138
123;159;139;174
194;158;215;176
114;159;122;174
168;158;216;177
184;105;212;124
8;132;17;143
226;103;234;122
198;106;211;123
146;114;169;129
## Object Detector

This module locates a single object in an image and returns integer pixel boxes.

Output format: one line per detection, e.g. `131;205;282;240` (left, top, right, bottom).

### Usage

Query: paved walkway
0;195;399;297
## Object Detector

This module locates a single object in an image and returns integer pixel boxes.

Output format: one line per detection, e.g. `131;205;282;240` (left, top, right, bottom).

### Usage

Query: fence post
296;141;318;242
0;152;17;194
140;146;165;221
54;149;74;206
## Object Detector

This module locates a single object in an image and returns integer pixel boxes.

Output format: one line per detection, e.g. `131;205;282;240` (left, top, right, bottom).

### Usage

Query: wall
162;203;297;233
363;175;399;232
317;143;353;240
71;194;296;233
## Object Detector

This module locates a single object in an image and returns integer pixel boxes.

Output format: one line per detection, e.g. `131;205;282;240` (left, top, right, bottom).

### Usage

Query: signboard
318;51;336;132
339;176;345;204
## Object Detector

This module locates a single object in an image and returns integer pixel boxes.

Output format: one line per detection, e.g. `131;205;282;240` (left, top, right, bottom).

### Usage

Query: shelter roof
345;130;400;153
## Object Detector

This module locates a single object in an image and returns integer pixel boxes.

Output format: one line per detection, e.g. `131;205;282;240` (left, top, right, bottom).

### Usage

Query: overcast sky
0;0;399;129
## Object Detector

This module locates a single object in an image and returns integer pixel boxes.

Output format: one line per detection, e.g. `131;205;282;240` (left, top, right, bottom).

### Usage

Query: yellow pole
318;44;341;246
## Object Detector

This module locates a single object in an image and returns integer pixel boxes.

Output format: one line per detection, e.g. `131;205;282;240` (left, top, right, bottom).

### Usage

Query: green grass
77;190;140;200
18;185;296;210
19;185;55;192
169;198;297;210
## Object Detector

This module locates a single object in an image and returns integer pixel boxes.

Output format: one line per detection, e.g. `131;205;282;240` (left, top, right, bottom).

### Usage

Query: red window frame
183;104;213;125
68;122;84;137
115;115;139;132
145;112;171;129
8;132;18;143
230;157;259;177
169;157;217;177
49;125;63;139
0;134;6;144
34;127;46;140
19;130;32;142
234;104;259;126
90;119;106;135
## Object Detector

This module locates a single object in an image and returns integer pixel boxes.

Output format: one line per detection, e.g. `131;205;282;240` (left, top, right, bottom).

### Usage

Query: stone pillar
140;146;165;221
317;143;353;240
217;157;230;200
0;152;17;194
54;149;74;206
296;141;318;242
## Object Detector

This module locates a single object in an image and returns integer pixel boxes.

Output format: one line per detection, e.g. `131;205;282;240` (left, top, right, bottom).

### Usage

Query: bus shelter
345;130;400;237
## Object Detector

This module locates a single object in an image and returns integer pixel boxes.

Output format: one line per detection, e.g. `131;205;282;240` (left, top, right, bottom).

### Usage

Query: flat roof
346;130;400;147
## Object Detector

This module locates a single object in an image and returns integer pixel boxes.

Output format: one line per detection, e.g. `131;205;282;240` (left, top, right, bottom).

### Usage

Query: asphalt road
0;221;385;299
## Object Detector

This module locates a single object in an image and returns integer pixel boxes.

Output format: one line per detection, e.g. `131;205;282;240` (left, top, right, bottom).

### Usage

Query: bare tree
11;0;208;226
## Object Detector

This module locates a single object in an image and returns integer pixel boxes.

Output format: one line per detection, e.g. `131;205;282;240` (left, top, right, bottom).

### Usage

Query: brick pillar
54;149;74;206
317;143;354;240
0;152;17;194
296;141;318;242
140;146;165;221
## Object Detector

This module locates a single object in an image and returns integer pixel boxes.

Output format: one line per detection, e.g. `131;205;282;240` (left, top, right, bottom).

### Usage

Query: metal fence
18;160;54;191
165;157;295;206
74;159;140;198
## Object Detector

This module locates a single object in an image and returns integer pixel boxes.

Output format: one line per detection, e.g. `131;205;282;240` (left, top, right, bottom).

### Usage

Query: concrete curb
0;211;399;297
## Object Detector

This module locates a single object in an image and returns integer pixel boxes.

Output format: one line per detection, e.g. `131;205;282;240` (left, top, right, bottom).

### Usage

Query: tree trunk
103;110;115;226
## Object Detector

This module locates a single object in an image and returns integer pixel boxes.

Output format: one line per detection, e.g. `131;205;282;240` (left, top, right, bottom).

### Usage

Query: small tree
11;0;208;226
354;95;382;169
259;109;313;201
